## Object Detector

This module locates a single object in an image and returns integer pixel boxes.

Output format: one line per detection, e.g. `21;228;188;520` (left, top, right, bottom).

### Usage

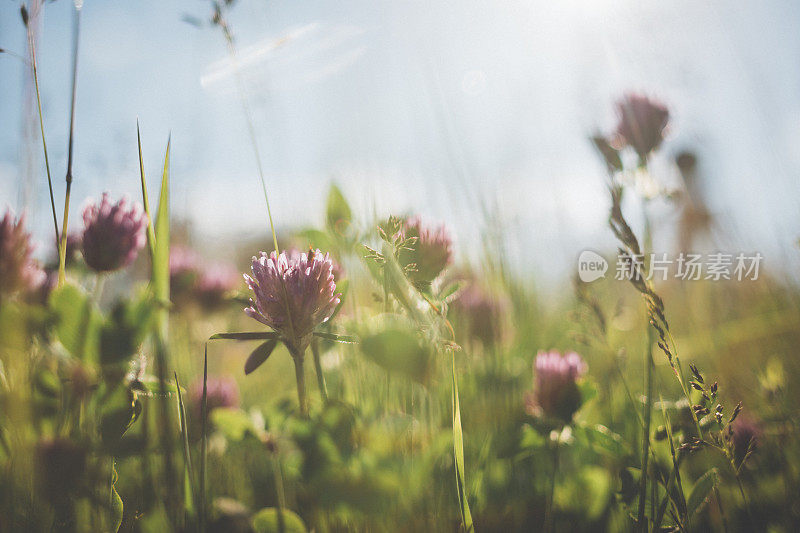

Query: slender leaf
110;462;124;533
312;331;358;344
451;352;474;532
210;332;279;341
174;372;197;517
153;137;171;319
245;339;280;375
137;120;156;262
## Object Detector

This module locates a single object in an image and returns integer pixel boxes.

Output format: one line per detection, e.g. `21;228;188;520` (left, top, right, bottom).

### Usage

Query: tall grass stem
25;20;60;252
58;3;81;287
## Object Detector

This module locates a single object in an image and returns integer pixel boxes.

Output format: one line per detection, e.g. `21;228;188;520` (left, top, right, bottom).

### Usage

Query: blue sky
2;0;800;281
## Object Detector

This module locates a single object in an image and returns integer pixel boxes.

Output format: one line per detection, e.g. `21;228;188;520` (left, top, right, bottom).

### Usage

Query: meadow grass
1;3;799;533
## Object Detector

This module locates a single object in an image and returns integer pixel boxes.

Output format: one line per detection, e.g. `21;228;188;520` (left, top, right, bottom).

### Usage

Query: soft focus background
3;2;800;531
1;0;800;283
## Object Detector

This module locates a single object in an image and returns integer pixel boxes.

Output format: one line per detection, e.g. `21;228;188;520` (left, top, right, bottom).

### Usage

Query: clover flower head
526;351;587;424
244;249;340;354
0;209;45;296
81;193;148;272
397;217;453;289
615;92;670;158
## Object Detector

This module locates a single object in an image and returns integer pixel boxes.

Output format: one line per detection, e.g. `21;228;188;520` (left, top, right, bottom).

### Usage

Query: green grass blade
637;328;655;532
451;351;474;532
153;137;171;315
174;371;197;519
137;120;157;261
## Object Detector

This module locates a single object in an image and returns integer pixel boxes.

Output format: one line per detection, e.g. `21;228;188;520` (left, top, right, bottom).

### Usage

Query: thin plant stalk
545;432;561;533
200;345;208;533
272;454;287;533
292;349;308;417
637;328;655;532
637;195;655;533
216;18;279;254
213;15;317;423
713;485;730;533
24;14;60;252
311;338;328;403
58;3;82;287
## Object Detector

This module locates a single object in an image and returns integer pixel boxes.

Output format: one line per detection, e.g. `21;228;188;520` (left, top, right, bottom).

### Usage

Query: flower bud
81;193;147;272
526;351;587;424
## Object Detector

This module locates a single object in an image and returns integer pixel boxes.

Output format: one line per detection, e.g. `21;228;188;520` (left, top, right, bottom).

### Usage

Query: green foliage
451;352;474;532
100;291;155;368
325;183;352;236
245;339;280;375
687;468;719;518
153;138;171;312
110;464;124;532
359;319;432;383
49;283;102;362
252;507;307;533
211;408;261;442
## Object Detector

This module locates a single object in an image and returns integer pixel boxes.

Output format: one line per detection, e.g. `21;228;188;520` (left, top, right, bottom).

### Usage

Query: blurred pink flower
453;283;504;346
169;245;202;304
188;375;240;422
732;416;762;465
170;245;201;278
526;351;587;423
397;217;453;289
81;193;147;272
615;93;670;159
244;249;340;354
197;263;238;310
0;210;45;296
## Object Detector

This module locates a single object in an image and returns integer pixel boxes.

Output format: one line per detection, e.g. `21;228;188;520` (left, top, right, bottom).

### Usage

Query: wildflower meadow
1;1;800;532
